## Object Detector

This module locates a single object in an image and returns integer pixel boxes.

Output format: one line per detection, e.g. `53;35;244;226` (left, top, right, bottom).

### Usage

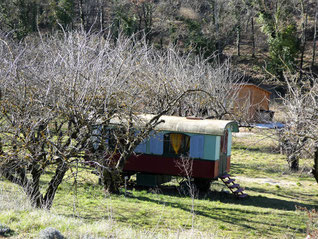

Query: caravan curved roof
110;114;239;136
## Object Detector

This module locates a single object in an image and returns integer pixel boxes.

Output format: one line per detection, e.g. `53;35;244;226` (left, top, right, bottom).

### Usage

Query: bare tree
176;156;197;229
0;27;244;207
0;31;117;208
0;31;173;206
279;73;318;178
157;54;243;119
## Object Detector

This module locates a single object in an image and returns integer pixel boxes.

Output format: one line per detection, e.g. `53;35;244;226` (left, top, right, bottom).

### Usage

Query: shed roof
110;114;239;136
235;83;271;95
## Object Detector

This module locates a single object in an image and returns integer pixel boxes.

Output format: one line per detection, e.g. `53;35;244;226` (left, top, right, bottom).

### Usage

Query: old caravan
106;114;240;191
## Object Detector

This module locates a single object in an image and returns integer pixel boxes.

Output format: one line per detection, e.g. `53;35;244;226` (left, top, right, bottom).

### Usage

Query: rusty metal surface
110;114;239;135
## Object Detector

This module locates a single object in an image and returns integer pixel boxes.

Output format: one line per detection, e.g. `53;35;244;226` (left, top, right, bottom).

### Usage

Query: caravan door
219;130;228;175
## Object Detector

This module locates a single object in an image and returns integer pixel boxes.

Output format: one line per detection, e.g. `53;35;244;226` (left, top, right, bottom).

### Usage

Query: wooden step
220;174;248;199
233;188;244;194
220;174;231;179
223;178;235;184
238;193;249;198
228;183;240;189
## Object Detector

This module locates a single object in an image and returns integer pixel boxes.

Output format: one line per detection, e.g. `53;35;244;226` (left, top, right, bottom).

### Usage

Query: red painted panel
226;156;231;172
123;154;218;179
213;160;219;177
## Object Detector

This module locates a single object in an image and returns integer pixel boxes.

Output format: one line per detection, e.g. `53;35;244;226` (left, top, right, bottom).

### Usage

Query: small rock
0;223;13;236
81;234;107;239
38;227;65;239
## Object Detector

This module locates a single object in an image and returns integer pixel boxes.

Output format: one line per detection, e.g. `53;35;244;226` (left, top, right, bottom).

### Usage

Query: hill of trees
1;0;318;82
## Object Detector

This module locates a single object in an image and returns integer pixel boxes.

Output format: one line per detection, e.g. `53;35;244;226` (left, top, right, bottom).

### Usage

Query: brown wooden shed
234;84;273;122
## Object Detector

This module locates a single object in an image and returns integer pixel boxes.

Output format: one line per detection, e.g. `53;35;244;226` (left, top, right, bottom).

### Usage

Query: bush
38;227;65;239
0;223;13;237
268;24;300;78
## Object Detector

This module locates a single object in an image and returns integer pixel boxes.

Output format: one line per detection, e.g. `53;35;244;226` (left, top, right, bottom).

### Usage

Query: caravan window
164;133;190;156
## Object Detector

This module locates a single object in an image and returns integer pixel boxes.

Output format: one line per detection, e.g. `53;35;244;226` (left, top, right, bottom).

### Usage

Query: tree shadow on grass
57;180;315;234
129;184;317;212
56;183;309;237
243;185;318;206
129;189;306;235
226;192;317;211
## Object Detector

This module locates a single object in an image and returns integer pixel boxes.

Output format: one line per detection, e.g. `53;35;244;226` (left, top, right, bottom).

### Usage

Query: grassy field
0;129;318;238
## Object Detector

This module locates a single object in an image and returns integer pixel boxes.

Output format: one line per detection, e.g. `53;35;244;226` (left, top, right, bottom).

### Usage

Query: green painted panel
215;136;221;160
203;135;214;160
228;122;239;133
203;135;220;161
137;173;172;186
227;128;232;156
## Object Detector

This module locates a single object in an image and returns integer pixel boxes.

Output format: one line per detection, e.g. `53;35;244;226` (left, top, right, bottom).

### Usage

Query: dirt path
235;176;296;186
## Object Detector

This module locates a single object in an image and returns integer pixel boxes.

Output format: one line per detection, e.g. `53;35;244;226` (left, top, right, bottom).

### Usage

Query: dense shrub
38;227;65;239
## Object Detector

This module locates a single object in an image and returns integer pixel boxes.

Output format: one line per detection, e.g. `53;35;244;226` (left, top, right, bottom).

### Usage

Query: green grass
1;129;318;238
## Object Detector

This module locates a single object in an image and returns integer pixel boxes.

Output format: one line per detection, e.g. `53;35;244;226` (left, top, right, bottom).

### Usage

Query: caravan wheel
193;178;212;192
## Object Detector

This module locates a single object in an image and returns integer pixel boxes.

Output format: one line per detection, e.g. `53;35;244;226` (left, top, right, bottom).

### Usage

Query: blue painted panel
189;135;204;158
135;140;148;153
105;138;109;146
227;129;232;156
134;131;148;153
91;125;102;150
149;132;164;155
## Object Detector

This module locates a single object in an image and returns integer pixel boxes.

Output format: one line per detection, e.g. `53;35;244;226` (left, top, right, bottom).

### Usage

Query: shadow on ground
128;183;317;212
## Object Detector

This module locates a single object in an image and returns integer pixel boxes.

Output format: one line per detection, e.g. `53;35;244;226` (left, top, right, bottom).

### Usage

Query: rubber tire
193;178;212;192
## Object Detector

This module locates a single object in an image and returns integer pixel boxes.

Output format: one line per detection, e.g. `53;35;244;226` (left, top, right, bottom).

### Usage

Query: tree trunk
101;150;131;194
27;167;45;208
78;0;85;31
288;154;299;172
299;0;308;81
235;2;241;57
1;166;44;208
144;3;153;44
104;0;112;28
312;0;318;68
313;146;318;184
0;137;3;155
0;89;2;155
42;160;69;210
251;16;255;58
99;0;104;31
101;168;121;194
214;1;221;57
236;24;241;56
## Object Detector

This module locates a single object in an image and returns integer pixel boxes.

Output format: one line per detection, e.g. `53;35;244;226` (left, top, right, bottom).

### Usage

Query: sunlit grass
0;129;318;238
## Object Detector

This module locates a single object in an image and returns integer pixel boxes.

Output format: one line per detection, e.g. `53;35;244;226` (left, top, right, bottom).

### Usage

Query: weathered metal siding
234;84;271;122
